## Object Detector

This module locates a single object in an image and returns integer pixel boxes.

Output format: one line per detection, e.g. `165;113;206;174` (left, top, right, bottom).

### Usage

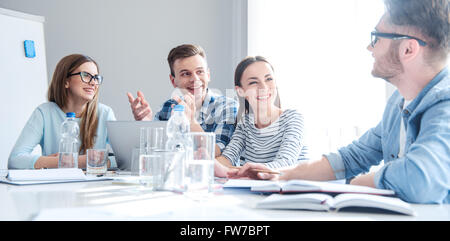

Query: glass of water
136;127;165;182
151;150;186;192
138;153;160;187
140;127;164;154
185;132;215;193
86;149;107;176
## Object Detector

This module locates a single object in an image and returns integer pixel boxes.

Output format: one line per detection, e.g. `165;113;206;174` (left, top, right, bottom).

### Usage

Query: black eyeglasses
370;31;427;48
67;71;103;85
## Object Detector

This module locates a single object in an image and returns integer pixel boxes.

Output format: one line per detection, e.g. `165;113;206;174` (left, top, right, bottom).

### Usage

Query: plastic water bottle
58;112;79;168
165;105;192;191
165;105;191;152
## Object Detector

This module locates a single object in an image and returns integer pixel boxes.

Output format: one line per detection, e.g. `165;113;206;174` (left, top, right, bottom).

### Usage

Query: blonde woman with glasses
9;54;116;169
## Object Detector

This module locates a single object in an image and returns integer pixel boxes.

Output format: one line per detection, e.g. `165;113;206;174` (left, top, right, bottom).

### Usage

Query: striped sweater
222;109;308;169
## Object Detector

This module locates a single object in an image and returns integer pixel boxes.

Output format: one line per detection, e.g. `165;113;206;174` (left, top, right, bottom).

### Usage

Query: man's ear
206;68;211;82
400;39;420;63
170;74;177;88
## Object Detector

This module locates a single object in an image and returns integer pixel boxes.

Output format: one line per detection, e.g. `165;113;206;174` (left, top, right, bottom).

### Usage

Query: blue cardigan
8;102;116;169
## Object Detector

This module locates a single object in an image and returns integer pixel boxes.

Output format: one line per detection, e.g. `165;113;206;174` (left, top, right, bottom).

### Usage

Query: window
247;0;386;159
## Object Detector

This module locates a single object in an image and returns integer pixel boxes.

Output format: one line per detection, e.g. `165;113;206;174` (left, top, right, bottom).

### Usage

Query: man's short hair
167;44;207;77
384;0;449;62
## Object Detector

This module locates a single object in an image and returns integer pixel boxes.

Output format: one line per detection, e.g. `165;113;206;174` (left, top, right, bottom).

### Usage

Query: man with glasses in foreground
230;0;450;204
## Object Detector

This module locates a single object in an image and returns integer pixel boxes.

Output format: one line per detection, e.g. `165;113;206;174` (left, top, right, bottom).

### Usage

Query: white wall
246;0;387;159
0;0;247;120
0;8;47;169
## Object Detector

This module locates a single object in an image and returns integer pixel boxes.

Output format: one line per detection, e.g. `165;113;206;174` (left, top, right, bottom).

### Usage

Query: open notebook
256;193;415;216
223;179;395;196
1;168;112;185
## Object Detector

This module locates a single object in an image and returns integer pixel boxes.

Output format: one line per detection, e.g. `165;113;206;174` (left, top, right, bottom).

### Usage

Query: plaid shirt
154;90;238;152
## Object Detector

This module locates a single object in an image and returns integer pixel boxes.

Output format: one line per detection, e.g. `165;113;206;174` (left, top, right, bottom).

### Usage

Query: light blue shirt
8;102;117;169
326;68;450;204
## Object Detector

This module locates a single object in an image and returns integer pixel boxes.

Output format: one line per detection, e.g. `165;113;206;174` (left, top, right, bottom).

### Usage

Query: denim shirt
326;68;450;204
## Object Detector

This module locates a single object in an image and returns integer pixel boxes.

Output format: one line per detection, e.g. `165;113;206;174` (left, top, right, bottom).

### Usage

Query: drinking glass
140;127;164;154
185;132;215;193
86;149;107;176
138;153;160;187
152;150;186;192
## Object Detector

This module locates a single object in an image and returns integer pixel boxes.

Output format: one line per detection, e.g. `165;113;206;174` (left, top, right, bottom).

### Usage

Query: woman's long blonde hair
47;54;99;154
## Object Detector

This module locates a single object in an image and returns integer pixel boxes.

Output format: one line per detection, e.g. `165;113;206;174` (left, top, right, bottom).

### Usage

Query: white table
0;178;449;221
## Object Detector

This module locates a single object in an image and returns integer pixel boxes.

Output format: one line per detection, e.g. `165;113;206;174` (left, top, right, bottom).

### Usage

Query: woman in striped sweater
214;56;308;177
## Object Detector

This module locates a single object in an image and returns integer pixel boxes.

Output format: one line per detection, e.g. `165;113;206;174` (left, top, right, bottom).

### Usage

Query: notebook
222;179;275;189
1;168;112;185
256;193;415;216
223;179;395;196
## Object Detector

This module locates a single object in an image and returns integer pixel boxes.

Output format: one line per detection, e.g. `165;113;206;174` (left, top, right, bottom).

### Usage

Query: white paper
7;168;87;181
222;179;275;188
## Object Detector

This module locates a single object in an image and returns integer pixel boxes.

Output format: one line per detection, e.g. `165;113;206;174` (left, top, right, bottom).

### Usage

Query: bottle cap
173;105;185;112
66;112;76;118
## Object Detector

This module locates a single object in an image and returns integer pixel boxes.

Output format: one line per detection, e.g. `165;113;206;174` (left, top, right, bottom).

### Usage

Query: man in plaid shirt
127;44;238;156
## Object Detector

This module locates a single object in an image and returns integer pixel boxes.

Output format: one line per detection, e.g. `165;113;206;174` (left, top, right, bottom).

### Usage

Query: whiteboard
0;8;48;169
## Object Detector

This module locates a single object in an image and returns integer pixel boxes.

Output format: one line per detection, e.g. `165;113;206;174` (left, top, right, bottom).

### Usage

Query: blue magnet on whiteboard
24;40;36;58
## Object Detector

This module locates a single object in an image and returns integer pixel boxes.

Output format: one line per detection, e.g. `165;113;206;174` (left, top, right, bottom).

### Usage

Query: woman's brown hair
234;56;281;123
47;54;99;154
